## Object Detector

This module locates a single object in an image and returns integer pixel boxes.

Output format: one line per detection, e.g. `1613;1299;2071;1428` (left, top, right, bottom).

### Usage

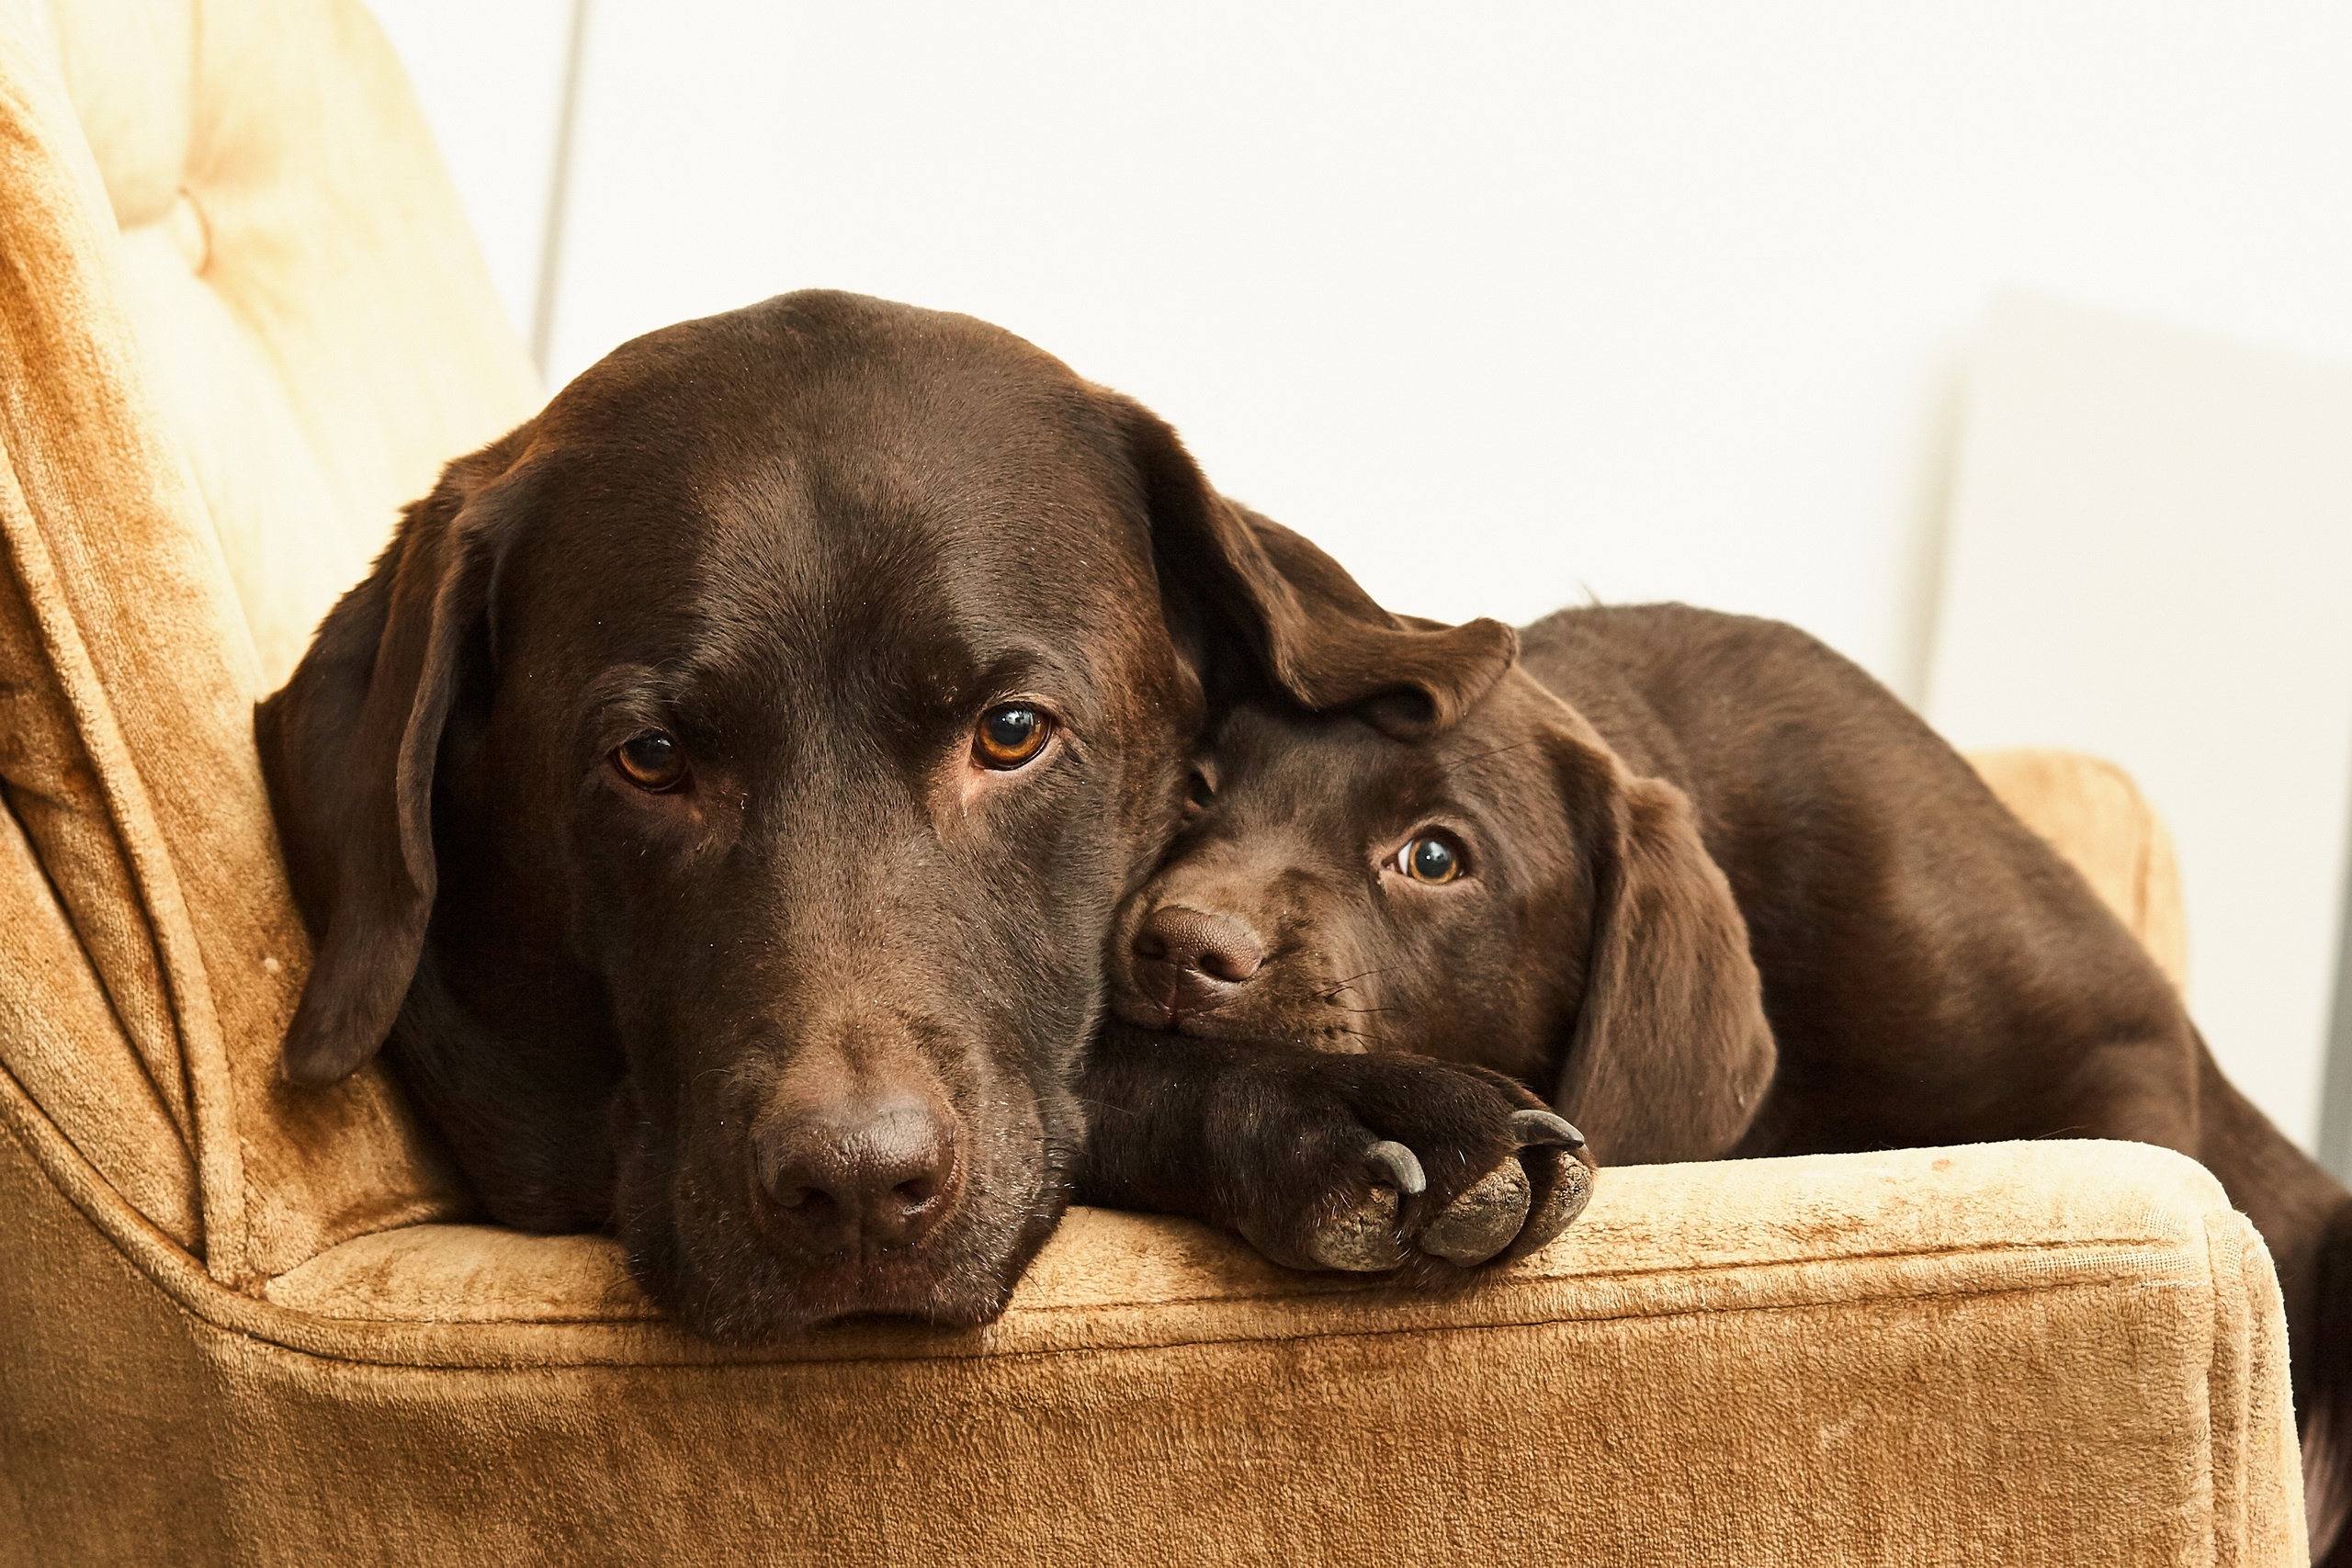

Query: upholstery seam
210;1272;2214;1377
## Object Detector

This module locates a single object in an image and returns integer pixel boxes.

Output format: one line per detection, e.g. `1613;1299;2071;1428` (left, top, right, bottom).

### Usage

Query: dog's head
1106;669;1776;1164
256;291;1516;1338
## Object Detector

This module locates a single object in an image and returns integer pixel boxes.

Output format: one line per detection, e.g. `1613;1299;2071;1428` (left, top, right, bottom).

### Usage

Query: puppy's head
1107;669;1776;1164
257;291;1518;1338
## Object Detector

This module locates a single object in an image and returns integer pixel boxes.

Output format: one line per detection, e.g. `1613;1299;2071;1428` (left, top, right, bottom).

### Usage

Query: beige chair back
0;0;533;1284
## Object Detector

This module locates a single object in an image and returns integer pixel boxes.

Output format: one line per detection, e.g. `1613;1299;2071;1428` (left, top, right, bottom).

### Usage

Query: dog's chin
658;1248;1012;1344
1106;984;1374;1053
1104;976;1238;1037
624;1171;1073;1346
1107;985;1177;1032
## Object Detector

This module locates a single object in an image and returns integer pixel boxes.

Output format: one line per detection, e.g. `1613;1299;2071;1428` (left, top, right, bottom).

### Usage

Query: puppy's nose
1132;905;1264;1021
754;1088;960;1253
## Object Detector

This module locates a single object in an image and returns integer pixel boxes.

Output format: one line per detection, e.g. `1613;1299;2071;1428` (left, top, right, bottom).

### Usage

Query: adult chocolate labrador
257;289;1589;1344
1109;601;2352;1559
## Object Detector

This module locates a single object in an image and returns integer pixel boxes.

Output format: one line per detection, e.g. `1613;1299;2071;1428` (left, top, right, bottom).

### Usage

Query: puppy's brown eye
974;705;1051;770
613;731;686;791
1398;832;1464;885
1186;771;1215;809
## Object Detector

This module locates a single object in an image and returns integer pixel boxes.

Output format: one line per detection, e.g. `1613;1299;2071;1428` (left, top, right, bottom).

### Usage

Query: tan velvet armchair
0;3;2305;1562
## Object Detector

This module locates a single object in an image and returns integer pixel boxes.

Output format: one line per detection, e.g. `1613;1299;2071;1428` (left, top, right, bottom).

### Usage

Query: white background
1928;299;2352;1152
365;1;2352;1148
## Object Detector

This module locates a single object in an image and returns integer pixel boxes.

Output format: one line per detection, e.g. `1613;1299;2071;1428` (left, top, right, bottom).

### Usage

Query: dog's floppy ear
1549;730;1777;1164
1110;394;1516;737
255;431;533;1087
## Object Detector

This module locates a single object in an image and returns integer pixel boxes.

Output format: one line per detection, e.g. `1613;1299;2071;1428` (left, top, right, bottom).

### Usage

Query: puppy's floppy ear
1549;728;1777;1164
1109;394;1516;737
254;431;534;1087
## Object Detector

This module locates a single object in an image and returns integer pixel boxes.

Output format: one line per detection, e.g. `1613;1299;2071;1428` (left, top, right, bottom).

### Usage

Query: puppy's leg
1075;1024;1594;1278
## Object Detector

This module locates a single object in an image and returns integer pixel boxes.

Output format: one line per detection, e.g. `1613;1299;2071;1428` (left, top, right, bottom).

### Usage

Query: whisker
1317;964;1398;1000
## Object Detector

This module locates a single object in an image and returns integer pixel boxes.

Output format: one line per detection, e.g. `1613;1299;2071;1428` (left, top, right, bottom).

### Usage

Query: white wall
363;0;573;363
370;0;2352;694
1928;298;2352;1149
368;1;2352;1140
544;2;2352;697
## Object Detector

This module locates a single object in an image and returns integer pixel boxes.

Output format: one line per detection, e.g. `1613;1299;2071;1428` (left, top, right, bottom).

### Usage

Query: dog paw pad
1508;1149;1595;1259
1419;1160;1532;1265
1306;1184;1408;1271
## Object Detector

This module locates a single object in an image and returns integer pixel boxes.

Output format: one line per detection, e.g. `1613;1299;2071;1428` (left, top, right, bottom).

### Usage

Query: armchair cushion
0;1064;2305;1563
1970;746;2190;994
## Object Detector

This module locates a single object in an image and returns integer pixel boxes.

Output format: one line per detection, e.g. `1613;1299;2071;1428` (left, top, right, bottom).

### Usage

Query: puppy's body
1528;604;2202;1162
1114;601;2352;1548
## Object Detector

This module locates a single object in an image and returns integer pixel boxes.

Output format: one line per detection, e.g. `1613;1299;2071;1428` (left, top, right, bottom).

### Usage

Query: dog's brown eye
974;705;1051;770
1398;832;1464;885
1186;771;1215;809
614;731;686;791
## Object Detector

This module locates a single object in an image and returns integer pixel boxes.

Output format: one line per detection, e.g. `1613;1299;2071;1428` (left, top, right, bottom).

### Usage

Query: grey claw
1512;1109;1585;1151
1364;1139;1427;1196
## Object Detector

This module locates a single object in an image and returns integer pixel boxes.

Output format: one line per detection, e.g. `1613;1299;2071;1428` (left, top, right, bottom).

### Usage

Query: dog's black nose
754;1088;960;1253
1132;905;1264;1021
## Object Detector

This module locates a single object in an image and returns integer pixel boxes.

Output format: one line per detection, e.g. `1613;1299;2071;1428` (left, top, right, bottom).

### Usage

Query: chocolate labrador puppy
1110;599;2352;1556
257;289;1585;1344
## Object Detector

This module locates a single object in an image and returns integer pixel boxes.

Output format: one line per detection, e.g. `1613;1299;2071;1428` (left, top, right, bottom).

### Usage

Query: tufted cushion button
166;190;209;274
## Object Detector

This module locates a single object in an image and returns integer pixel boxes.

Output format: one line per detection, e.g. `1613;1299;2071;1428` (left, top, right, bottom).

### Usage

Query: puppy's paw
1210;1056;1595;1279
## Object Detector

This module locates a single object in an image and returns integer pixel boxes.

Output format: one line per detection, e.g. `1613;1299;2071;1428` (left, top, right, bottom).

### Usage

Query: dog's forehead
505;297;1158;694
1214;699;1557;827
1216;707;1430;818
